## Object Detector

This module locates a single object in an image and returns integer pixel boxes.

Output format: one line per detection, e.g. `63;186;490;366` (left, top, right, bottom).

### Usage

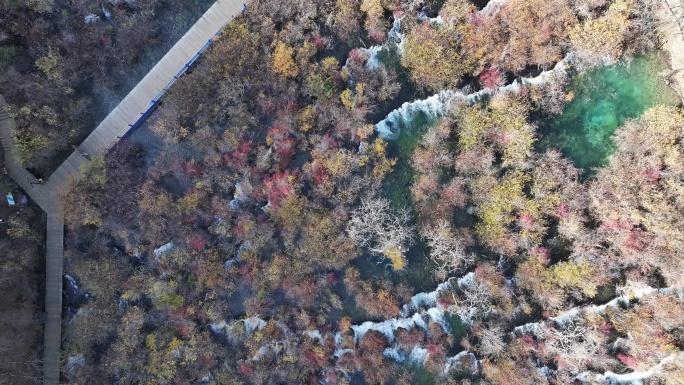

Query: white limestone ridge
363;18;404;69
417;13;444;25
229;180;251;209
210;316;267;338
153;242;174;257
402;272;473;316
348;273;479;345
480;0;510;15
444;351;478;375
365;45;385;70
375;58;570;139
303;329;323;342
578;353;682;385
512;285;679;336
375;90;457;140
350;308;446;343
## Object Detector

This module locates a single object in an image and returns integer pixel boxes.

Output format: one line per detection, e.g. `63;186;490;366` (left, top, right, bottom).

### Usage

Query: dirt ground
0;175;44;385
0;176;27;236
658;0;684;103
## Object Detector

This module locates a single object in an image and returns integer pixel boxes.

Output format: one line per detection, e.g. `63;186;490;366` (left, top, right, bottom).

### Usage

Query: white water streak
375;59;569;139
153;242;174;257
480;0;510;15
418;13;444;25
512;286;680;336
582;353;681;384
363;18;404;69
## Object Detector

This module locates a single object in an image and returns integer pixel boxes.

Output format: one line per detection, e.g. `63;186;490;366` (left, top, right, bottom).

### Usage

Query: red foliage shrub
469;323;482;339
598;322;613;335
267;125;289;143
479;67;505;89
185;186;197;196
188;233;206;251
348;48;370;65
518;213;535;229
427;342;445;358
360;330;388;354
325;371;338;384
521;335;535;345
467;12;484;27
642;169;661;183
317;134;339;153
263;170;297;208
440;179;468;208
396;327;426;349
601;217;633;232
312;163;328;186
370;30;386;43
232;215;251;240
531;246;551;265
625;268;644;281
169;306;189;319
303;346;328;367
555;203;569;219
437;297;451;309
267;126;297;167
238;362;252;376
226;141;251;170
617;353;638;369
197;354;215;370
555;355;568;369
238;264;254;285
176;324;192;338
276;137;296;165
297;279;317;304
311;34;326;51
183;160;204;178
623;230;647;251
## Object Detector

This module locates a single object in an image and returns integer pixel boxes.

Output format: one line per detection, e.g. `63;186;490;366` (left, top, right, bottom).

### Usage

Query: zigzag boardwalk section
0;0;246;383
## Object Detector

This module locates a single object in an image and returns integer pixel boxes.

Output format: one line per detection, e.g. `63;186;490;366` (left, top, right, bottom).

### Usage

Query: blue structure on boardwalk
123;28;227;139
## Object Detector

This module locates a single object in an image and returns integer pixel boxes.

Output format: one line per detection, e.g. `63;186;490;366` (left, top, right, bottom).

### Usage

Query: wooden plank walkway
0;97;51;207
45;0;246;194
0;0;247;383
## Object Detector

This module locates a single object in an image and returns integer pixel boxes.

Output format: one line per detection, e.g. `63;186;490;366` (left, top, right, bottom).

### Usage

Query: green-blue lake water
539;55;680;170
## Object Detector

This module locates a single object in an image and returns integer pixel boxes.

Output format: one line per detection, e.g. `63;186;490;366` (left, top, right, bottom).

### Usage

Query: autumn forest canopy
1;0;684;383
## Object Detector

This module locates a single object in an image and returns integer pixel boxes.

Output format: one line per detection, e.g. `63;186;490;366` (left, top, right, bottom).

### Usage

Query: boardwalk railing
0;1;248;384
124;28;225;137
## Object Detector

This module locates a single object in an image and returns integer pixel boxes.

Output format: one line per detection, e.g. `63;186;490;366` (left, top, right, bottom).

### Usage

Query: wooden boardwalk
44;0;246;194
0;0;246;383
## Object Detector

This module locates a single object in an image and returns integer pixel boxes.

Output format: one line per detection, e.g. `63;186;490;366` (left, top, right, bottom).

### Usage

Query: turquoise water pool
539;55;680;170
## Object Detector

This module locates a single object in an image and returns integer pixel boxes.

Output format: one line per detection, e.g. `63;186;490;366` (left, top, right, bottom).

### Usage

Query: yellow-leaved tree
401;22;475;91
272;42;298;78
569;0;634;67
